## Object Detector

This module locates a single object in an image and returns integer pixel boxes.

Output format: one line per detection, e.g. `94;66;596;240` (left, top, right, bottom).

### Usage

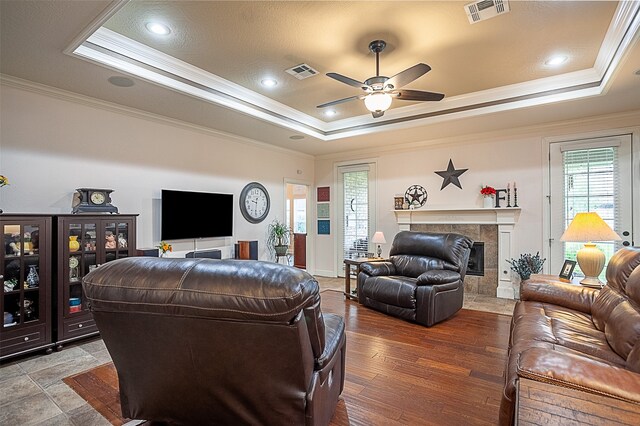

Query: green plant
506;252;546;280
267;219;291;257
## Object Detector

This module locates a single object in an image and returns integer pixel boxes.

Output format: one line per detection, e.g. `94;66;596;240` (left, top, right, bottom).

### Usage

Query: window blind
562;146;620;276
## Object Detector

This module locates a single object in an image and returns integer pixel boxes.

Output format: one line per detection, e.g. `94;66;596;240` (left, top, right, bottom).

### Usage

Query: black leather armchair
83;257;346;426
357;231;473;326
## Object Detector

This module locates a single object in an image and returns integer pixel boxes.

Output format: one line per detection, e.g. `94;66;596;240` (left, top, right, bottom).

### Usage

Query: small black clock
239;182;270;223
72;188;118;214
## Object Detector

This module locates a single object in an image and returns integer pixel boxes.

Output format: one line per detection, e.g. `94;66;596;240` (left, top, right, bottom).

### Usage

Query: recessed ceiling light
108;76;134;87
324;110;337;117
289;135;304;140
261;78;278;88
545;55;568;66
145;22;171;35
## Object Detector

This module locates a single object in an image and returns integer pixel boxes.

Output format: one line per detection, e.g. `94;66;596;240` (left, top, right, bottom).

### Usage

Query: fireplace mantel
394;207;520;226
393;207;521;299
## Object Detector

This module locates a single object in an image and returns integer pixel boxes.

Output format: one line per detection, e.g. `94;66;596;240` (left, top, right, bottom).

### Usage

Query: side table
343;257;385;300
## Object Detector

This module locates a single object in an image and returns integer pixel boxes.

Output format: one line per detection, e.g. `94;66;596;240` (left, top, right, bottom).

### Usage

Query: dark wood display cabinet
1;215;53;360
54;214;137;348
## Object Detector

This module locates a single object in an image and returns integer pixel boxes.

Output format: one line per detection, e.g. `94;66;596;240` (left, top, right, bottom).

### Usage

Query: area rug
63;363;129;426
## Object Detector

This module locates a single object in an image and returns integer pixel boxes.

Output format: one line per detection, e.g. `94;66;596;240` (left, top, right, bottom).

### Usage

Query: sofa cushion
389;231;473;273
359;276;417;308
391;255;448;278
510;301;625;366
590;248;640;362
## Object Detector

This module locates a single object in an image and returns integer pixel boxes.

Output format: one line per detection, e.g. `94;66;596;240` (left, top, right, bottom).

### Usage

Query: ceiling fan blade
327;73;370;90
385;63;431;90
371;111;385;118
395;89;445;102
316;95;361;109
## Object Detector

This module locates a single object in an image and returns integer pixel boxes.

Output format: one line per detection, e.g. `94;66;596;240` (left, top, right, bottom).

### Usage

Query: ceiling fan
317;40;445;118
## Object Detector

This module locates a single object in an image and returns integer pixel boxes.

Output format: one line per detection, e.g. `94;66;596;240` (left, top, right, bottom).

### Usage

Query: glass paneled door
337;163;377;276
549;135;634;279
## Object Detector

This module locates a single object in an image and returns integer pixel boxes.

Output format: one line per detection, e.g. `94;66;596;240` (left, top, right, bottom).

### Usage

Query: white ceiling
1;1;640;156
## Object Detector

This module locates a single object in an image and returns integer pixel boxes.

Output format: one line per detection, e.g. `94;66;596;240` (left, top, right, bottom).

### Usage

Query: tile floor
0;276;516;425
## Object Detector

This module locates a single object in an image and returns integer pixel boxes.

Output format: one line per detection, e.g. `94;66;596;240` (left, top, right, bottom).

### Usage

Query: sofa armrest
416;269;461;286
517;348;640;404
359;261;396;277
521;276;599;314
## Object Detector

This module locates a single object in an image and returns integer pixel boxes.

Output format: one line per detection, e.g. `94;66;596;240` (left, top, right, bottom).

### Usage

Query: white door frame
333;158;378;277
283;178;314;275
542;127;639;273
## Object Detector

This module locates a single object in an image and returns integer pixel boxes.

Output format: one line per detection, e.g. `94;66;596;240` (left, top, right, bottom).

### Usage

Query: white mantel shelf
393;207;521;226
393;207;522;300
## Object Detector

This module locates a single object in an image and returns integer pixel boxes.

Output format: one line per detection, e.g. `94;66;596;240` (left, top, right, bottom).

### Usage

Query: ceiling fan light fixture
324;109;337;117
364;92;392;113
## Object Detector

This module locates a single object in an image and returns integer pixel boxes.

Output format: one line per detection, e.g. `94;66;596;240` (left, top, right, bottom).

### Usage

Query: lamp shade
372;231;387;244
560;212;621;242
364;93;392;112
560;212;621;287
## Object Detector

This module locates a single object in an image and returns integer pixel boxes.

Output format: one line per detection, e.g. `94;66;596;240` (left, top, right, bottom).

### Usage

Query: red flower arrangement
480;185;496;197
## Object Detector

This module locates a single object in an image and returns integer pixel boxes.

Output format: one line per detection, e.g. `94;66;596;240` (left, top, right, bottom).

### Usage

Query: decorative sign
434;159;468;190
317;203;330;219
404;185;428;207
317;186;330;202
318;220;330;235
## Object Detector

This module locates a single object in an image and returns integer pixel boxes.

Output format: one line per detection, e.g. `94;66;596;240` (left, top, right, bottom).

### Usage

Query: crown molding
314;109;640;161
0;74;314;160
65;2;640;142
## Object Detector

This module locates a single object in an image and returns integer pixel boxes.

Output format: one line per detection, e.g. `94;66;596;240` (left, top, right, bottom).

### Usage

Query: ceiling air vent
285;63;318;80
464;0;510;24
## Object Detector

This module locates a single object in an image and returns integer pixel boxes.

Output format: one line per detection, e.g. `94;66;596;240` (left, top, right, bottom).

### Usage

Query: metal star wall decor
435;159;468;190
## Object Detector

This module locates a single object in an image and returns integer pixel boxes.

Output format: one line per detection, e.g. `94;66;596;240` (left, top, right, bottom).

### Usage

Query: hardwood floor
64;290;511;425
322;290;511;425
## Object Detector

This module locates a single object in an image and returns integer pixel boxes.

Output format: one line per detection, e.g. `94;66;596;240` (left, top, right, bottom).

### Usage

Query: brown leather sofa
357;231;473;326
83;257;346;426
500;246;640;425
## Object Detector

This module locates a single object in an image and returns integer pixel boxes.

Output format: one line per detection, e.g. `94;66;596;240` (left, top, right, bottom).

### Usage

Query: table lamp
372;231;387;258
560;212;621;287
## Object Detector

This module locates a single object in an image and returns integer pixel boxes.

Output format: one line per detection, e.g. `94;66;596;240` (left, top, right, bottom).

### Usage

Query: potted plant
267;219;291;257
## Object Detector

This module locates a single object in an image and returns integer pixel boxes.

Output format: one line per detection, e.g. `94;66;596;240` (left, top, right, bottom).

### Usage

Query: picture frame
317;203;330;219
394;196;405;210
559;259;576;282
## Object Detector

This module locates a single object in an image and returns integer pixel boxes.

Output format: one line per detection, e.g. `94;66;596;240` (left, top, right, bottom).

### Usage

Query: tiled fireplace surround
411;223;498;296
394;208;521;299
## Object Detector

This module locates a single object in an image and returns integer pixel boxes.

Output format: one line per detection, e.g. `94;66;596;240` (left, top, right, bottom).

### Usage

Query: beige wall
313;111;640;277
0;83;315;261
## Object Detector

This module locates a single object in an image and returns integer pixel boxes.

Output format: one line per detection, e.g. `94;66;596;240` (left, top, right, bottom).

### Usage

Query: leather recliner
357;231;473;326
83;257;346;426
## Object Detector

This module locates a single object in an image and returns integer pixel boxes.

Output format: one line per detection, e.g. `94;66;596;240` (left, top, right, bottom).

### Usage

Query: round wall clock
405;185;428;207
240;182;270;224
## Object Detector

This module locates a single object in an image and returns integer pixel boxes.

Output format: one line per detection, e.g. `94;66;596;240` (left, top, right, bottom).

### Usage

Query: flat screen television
161;189;233;240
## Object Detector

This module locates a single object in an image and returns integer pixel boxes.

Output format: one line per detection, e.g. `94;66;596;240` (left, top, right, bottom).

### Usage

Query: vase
69;236;80;252
26;265;39;288
483;196;494;208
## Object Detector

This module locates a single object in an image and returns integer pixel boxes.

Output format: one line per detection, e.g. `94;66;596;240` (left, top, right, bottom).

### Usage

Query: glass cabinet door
66;221;98;316
2;223;43;328
105;221;130;262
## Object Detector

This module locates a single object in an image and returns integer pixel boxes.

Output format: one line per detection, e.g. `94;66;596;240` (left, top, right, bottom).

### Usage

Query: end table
343;257;385;300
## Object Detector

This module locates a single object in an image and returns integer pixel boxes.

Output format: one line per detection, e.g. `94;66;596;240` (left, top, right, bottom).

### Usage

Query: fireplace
394;207;520;299
467;242;484;276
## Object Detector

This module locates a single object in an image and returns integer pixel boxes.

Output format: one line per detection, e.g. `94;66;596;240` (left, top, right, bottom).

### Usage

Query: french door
337;163;376;276
549;134;634;277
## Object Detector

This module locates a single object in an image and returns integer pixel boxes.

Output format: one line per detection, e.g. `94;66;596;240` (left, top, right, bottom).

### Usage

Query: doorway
548;134;634;278
285;183;308;269
336;163;377;277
